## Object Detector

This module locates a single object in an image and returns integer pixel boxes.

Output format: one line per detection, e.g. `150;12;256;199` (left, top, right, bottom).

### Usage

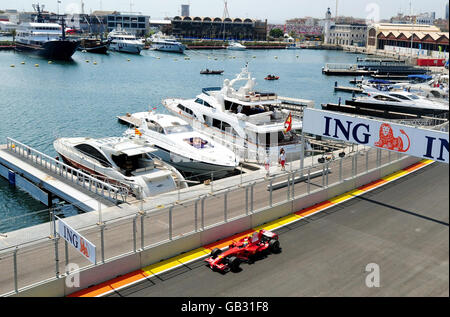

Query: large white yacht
54;136;187;198
108;27;144;54
162;65;310;163
150;33;185;53
123;112;239;176
227;41;246;51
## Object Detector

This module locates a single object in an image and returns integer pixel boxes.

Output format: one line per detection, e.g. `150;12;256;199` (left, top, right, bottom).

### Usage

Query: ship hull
15;40;80;60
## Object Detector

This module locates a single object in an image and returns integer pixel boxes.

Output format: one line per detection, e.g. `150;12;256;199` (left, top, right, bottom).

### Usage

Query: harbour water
0;47;367;233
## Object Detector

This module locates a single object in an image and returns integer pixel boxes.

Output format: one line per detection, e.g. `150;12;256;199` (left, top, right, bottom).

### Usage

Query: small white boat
108;28;144;54
54;136;186;198
227;41;246;51
124;112;239;176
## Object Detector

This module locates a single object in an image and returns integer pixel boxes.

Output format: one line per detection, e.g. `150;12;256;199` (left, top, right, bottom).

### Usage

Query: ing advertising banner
303;109;449;164
57;217;96;264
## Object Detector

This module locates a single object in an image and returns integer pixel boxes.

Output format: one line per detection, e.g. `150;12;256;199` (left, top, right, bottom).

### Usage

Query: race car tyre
228;256;240;272
269;239;281;253
210;248;222;259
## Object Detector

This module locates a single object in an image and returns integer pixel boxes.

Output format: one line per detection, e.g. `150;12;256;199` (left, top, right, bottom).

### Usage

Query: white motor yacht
54;136;186;198
150;33;185;53
108;28;144;54
123;112;239;176
348;91;449;117
227;41;246;51
162;65;311;163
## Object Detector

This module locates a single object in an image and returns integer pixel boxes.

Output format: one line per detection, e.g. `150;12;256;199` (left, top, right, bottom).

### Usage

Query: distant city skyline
2;0;449;23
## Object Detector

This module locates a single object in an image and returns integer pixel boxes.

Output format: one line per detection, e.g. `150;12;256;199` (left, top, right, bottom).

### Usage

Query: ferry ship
14;5;79;60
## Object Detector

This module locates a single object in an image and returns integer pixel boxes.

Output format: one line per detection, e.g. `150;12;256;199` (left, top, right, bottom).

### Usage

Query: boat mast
222;0;229;41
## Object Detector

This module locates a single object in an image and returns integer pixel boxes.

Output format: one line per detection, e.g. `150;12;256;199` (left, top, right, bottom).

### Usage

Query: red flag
135;128;142;136
284;112;292;133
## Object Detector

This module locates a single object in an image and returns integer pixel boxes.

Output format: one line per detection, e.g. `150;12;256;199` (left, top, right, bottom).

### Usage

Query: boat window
373;95;399;102
164;124;193;134
196;98;213;108
212;118;222;130
389;94;410;100
177;104;193;116
74;144;112;167
407;94;420;100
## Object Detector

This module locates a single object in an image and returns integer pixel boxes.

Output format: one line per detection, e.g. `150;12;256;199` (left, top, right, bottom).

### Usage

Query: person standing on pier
279;148;286;171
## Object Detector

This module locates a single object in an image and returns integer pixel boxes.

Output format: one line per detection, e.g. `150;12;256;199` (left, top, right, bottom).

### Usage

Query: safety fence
0;145;409;296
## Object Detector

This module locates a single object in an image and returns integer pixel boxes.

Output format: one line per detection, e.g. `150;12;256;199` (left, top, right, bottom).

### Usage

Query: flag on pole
284;112;292;133
135;128;142;136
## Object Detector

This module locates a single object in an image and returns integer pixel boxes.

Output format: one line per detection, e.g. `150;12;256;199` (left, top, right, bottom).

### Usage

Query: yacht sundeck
162;65;310;163
54;136;186;198
124;112;239;176
108;28;144;54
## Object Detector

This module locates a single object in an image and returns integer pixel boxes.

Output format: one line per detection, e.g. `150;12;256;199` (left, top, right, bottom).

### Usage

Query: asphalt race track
107;162;449;297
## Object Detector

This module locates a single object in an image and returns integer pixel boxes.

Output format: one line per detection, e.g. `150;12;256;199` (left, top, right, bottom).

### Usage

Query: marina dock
333;85;364;93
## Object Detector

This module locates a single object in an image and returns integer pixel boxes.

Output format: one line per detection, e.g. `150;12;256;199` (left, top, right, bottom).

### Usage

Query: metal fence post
326;162;329;186
194;199;198;232
100;225;105;263
322;163;325;187
291;171;295;199
250;183;254;213
65;240;69;274
140;213;145;250
287;173;291;201
269;178;273;207
366;149;369;172
201;196;205;230
133;216;137;252
339;158;343;182
169;206;173;240
224;191;228;222
245;186;249;214
54;236;60;277
307;168;311;194
388;150;391;163
377;148;381;167
13;247;18;293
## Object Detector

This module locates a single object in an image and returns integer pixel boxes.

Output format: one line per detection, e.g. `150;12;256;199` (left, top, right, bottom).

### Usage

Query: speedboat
150;33;185;53
162;65;311;164
227;41;246;51
347;91;449;117
14;4;79;60
265;75;279;80
53;136;187;198
108;28;144;54
200;69;224;75
123;112;239;176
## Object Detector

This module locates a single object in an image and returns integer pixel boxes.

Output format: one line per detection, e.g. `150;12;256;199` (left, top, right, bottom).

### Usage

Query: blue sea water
0;47;366;232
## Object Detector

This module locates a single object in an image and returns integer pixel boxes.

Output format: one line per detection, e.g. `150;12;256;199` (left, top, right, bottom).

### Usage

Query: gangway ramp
0;139;134;212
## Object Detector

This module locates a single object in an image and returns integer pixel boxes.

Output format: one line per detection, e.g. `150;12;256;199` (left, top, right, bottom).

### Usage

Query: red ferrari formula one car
205;229;281;272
